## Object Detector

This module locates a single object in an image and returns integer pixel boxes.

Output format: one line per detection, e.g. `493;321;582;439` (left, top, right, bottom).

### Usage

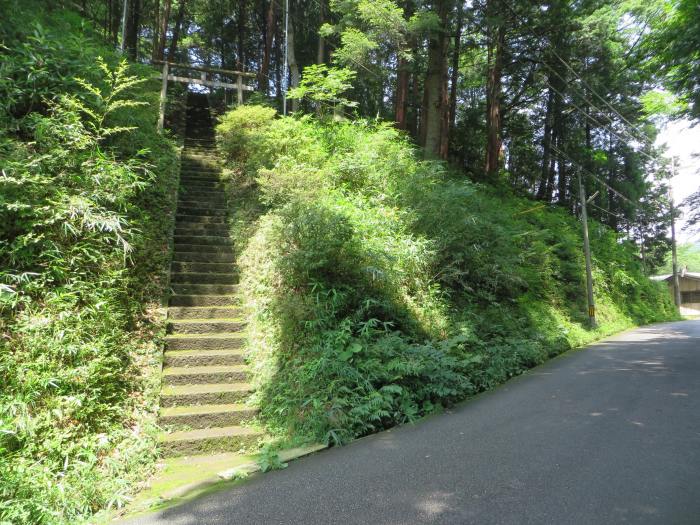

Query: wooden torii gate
155;60;257;132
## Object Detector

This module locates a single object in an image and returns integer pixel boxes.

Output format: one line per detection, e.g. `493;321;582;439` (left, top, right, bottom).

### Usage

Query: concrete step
160;383;253;407
164;349;245;367
159;425;262;457
171;283;238;295
162;364;248;385
176;214;226;225
169;294;238;307
165;333;246;350
170;272;238;285
171;252;235;263
171;261;235;273
173;235;232;246
159;403;258;430
167;319;246;335
174;244;234;256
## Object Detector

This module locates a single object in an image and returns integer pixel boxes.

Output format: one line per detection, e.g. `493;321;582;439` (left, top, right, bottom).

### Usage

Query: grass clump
217;105;677;446
0;4;178;524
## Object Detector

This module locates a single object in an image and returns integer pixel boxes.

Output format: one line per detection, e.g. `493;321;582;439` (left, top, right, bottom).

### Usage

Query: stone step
164;349;245;367
176;200;227;210
167;318;245;335
178;188;228;202
171;261;235;273
178;184;222;193
159;425;262;457
174;226;230;237
160;383;253;407
168;306;242;320
184;142;218;151
169;294;238;307
177;191;227;202
165;334;245;350
180;174;221;182
180;172;222;180
171;252;235;263
173;237;233;249
181;161;221;171
174;245;234;256
176;214;226;225
179;179;221;188
171;283;238;295
184;147;217;155
176;207;227;217
182;152;220;161
159;403;258;430
162;365;248;385
170;272;238;285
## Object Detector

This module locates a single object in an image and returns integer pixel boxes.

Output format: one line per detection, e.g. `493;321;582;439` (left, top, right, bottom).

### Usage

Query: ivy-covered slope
0;3;178;523
216;106;678;446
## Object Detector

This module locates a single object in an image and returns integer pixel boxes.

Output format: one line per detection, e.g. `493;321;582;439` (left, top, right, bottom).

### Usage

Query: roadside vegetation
0;4;178;524
216;105;678;446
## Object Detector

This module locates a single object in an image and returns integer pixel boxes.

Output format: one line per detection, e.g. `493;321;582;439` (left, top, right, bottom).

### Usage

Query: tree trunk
154;0;171;61
288;14;300;112
274;14;282;101
151;0;160;60
258;0;277;93
449;0;463;129
124;0;141;60
237;1;246;69
485;25;505;177
484;8;504;177
167;0;186;60
408;45;420;137
557;131;569;206
537;86;554;199
420;0;452;159
395;0;414;130
317;0;325;64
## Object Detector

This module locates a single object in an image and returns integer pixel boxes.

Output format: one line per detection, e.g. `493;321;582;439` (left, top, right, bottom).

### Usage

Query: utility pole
670;157;681;309
283;0;289;116
578;172;597;328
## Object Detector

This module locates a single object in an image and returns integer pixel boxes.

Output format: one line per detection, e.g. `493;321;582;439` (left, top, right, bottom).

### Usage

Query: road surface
126;320;700;524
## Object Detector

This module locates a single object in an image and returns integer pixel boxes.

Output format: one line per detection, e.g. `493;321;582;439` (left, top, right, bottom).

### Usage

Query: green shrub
217;106;677;446
0;5;178;523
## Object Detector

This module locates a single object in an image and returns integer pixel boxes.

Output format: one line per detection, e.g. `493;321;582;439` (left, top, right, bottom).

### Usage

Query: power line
501;3;664;165
548;142;638;208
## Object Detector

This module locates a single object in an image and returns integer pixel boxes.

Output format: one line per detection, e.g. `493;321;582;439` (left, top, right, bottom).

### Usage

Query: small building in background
652;268;700;315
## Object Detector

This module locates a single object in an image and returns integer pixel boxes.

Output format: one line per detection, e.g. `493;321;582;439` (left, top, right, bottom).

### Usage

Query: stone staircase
158;94;262;458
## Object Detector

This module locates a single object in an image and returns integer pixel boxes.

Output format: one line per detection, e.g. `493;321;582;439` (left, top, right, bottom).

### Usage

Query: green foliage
216;106;677;447
657;243;700;274
256;443;288;473
0;5;178;524
287;65;358;116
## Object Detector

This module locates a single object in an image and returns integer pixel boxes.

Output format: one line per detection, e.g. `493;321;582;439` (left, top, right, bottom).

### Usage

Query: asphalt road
127;320;700;525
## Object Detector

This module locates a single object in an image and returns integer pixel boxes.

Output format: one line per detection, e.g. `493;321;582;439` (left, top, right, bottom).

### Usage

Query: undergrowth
216;105;678;446
0;4;178;524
